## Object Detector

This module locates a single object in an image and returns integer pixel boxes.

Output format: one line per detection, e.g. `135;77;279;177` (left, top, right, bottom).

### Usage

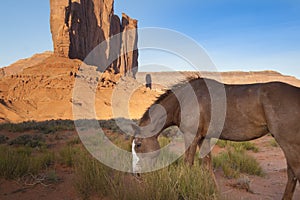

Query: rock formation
0;68;4;79
50;0;138;78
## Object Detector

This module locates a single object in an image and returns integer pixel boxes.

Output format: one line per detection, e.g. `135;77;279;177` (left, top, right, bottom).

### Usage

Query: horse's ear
131;124;140;136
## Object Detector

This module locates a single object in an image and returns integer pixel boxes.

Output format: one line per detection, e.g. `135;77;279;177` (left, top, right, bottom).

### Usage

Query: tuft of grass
216;139;227;148
158;136;171;148
0;146;55;179
58;146;79;167
45;170;60;184
74;151;114;199
113;138;131;152
231;176;252;192
269;138;279;147
67;137;81;146
213;149;264;178
172;163;218;200
216;140;259;153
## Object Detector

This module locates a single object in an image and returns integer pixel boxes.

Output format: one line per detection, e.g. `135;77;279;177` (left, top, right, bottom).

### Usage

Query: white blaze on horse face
132;140;141;173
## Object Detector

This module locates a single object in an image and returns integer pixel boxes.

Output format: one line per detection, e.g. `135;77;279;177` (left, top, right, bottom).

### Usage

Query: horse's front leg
198;138;218;189
183;133;200;166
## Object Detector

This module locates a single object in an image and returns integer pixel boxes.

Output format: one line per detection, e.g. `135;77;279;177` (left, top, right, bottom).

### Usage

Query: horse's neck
140;94;179;136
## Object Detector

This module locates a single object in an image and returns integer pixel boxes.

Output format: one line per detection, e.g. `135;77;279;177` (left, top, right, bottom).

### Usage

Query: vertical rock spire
50;0;138;77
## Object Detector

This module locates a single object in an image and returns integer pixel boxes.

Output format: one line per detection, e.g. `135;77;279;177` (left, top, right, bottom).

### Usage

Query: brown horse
132;77;300;200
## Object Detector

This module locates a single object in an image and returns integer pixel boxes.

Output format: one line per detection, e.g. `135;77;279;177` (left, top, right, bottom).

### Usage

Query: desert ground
0;123;300;200
1;53;300;199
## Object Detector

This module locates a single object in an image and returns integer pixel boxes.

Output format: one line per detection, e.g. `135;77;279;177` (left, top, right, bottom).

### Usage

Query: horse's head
131;125;161;174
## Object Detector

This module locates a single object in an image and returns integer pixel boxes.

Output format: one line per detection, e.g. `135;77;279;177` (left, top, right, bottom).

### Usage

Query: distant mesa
50;0;138;78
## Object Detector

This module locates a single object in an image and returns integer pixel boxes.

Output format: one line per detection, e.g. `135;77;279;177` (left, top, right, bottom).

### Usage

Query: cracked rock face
50;0;138;77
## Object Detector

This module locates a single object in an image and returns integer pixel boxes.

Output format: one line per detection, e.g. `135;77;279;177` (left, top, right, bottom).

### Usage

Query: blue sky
1;0;300;77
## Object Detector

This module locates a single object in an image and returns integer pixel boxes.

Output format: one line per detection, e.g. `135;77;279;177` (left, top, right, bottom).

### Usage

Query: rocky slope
0;55;156;123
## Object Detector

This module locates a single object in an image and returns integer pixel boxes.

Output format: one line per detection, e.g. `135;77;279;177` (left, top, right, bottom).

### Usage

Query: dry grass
73;150;219;200
213;149;264;178
216;140;259;153
0;146;54;179
269;138;279;147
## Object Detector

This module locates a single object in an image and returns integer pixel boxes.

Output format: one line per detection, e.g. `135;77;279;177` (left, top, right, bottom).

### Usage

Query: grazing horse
132;77;300;200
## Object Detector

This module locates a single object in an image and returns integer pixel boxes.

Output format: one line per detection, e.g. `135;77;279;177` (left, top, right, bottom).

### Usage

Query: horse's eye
136;142;141;148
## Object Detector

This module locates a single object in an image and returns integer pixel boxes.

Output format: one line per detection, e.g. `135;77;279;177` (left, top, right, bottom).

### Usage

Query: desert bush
0;146;54;179
0;122;32;132
0;120;75;134
0;119;141;134
213;149;263;178
37;120;75;134
9;134;45;148
0;135;9;144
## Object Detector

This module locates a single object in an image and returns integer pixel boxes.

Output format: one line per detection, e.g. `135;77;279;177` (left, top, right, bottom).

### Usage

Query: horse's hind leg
282;164;297;200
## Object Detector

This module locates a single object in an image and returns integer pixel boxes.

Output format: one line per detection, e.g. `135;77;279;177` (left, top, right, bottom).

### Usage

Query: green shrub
213;149;263;178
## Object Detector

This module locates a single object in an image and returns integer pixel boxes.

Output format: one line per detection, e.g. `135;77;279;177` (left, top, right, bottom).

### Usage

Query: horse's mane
140;75;201;123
